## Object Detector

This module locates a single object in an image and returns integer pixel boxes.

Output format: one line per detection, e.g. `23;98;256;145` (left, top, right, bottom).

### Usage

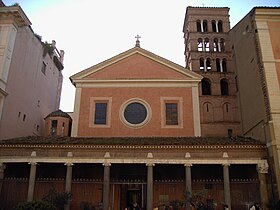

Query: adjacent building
229;7;280;201
0;2;64;140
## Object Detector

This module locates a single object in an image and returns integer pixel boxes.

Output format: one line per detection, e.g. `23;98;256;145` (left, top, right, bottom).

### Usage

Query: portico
0;136;268;210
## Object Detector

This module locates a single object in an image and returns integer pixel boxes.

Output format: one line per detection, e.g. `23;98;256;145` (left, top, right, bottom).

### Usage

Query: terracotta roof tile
0;136;264;146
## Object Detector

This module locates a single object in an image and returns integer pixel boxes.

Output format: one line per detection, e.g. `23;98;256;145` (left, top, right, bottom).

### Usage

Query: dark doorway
120;184;143;210
127;189;141;209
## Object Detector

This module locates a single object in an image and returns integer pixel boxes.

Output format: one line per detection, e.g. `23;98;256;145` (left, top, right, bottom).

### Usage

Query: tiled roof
44;109;72;120
0;136;264;146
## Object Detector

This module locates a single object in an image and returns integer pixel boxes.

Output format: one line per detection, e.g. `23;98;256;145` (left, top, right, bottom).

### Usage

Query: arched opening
220;79;229;95
197;20;202;32
211;20;217;32
220;38;225;52
222;59;227;72
200;58;205;71
206;58;211;71
218;20;223;32
197;38;203;51
213;38;218;52
202;79;211;95
216;58;221;72
203;20;208;32
204;38;210;51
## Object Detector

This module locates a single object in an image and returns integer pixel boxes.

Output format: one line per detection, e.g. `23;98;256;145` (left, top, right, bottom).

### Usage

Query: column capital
146;162;155;167
103;162;111;167
65;162;74;166
184;163;192;167
222;163;230;167
257;161;269;174
28;162;38;166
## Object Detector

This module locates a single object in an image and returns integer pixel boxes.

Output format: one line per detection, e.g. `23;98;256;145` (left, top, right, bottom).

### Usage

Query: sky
3;0;280;112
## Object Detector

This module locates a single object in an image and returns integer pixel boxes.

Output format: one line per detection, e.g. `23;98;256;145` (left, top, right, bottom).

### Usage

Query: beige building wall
0;4;64;140
230;7;280;199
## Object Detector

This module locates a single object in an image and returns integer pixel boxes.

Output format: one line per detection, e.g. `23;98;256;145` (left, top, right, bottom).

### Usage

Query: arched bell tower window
212;20;217;32
206;58;211;71
197;20;202;32
218;20;223;32
216;58;221;72
203;20;208;32
222;59;227;72
213;38;218;52
220;79;229;96
204;38;210;51
220;38;225;52
197;38;203;51
202;78;211;95
200;58;204;71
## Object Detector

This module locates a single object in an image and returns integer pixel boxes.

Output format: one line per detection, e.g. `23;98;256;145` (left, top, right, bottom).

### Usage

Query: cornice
0;144;266;150
0;6;31;26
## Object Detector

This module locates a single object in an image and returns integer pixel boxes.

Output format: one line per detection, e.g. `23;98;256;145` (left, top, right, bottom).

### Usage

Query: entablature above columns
0;156;268;166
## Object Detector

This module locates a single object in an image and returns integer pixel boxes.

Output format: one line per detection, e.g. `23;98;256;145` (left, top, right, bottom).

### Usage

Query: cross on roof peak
135;34;141;47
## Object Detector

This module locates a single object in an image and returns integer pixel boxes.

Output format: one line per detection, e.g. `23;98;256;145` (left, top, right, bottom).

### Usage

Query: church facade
0;4;279;210
0;44;270;210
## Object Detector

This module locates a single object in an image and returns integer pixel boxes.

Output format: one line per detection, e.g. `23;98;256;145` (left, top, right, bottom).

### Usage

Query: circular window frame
120;98;152;129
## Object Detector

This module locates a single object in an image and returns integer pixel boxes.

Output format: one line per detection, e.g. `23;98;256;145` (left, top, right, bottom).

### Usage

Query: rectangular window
165;103;178;125
94;103;107;125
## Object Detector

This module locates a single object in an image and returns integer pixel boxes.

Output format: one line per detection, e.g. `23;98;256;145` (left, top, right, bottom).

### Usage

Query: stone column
185;164;192;210
0;163;6;196
147;163;154;210
200;21;204;32
218;41;221;52
204;59;207;72
257;162;269;209
223;164;231;210
27;162;37;202
202;39;205;51
216;22;219;32
220;61;223;73
103;162;111;210
65;163;73;210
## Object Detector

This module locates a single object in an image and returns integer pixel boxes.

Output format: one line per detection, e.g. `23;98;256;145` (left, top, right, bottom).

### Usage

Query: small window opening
23;114;26;121
51;120;58;136
228;129;233;137
18;112;21;118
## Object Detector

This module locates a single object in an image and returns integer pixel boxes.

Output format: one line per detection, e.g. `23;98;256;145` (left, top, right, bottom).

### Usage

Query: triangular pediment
70;47;202;85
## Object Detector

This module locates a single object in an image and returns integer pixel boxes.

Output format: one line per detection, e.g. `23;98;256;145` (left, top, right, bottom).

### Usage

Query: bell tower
183;7;240;137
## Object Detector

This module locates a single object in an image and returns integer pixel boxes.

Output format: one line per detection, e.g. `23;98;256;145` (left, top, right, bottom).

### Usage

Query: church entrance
119;183;145;210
